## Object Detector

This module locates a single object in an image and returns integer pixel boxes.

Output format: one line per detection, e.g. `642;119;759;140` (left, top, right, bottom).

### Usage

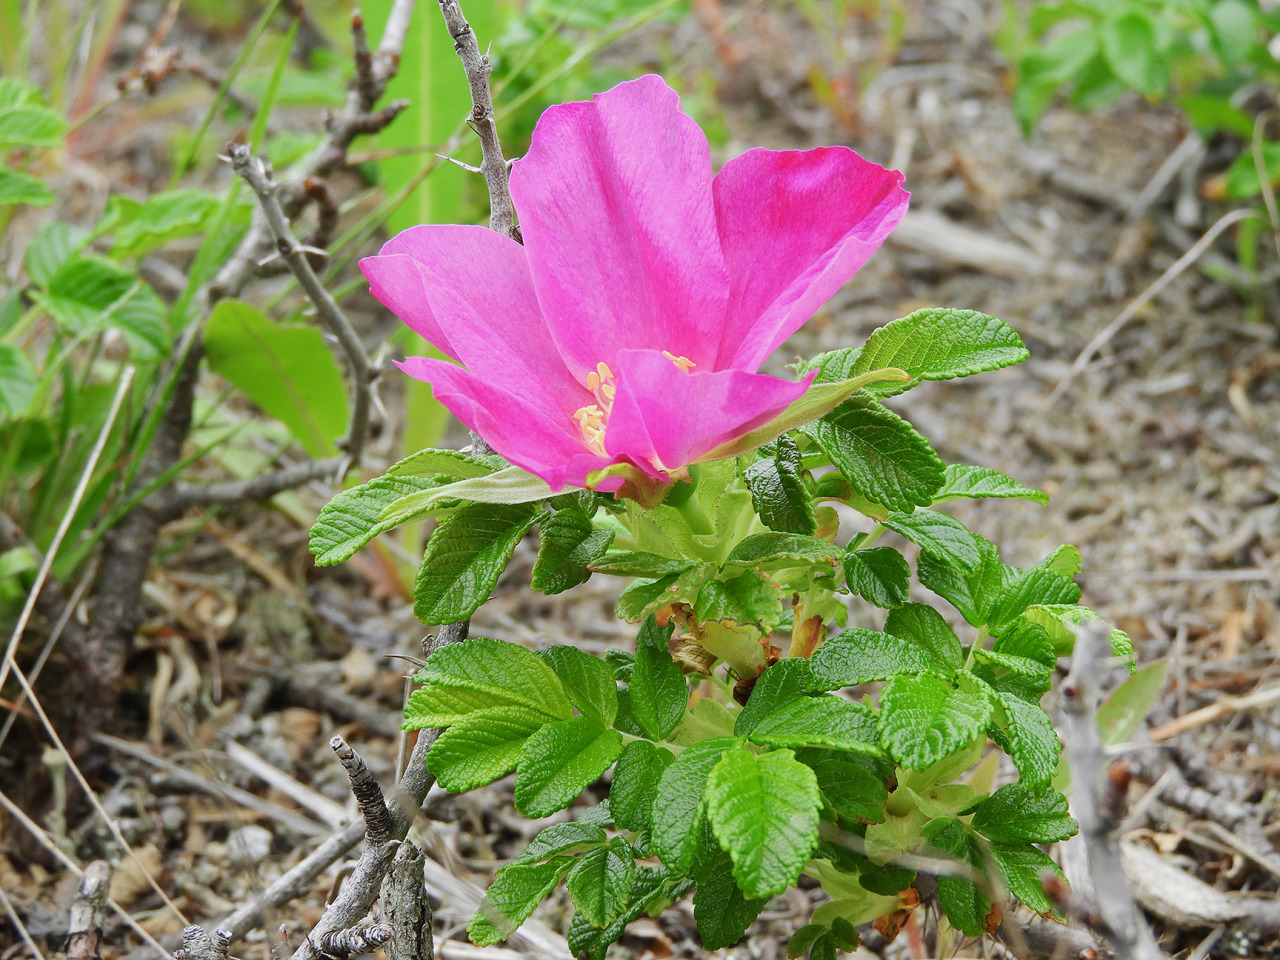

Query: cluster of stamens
571;353;696;455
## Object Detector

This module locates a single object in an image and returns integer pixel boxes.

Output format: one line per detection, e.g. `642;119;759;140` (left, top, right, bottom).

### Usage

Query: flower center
571;353;696;455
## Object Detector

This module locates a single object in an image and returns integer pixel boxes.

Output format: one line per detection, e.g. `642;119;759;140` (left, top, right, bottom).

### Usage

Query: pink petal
364;225;586;417
361;253;456;359
712;146;909;371
604;349;813;473
509;75;729;380
397;357;614;491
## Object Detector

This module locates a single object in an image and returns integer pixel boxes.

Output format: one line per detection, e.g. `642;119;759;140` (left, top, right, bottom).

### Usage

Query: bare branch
171;458;342;510
331;735;394;846
381;843;433;960
435;0;518;241
66;861;111;960
313;925;394;959
227;144;372;470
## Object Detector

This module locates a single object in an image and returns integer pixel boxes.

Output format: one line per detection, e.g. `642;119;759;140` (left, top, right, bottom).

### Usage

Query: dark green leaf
692;824;767;949
568;865;689;960
310;475;449;566
971;784;1077;845
917;535;1005;627
991;843;1065;915
725;532;840;568
844;546;910;608
988;684;1060;788
539;646;618;725
921;819;994;938
514;819;608;865
883;509;980;573
591;550;695;578
615;564;714;622
933;464;1049;505
736;658;813;737
468;857;573;946
810;627;947;688
531;510;612;595
629;616;687;741
884;603;964;671
798;748;889;825
706;746;822;899
413;503;544;625
514;715;623;818
879;674;991;771
405;637;571;727
744;433;816;535
747;695;880;755
567;837;634;928
804;393;944;512
987;567;1081;630
652;737;738;874
610;740;674;832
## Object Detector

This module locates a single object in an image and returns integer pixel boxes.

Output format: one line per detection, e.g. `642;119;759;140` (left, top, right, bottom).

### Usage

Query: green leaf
532;510;612;595
629;616;687;741
515;819;609;865
388;447;500;478
879;674;991;771
413;503;544;625
1100;12;1166;96
882;509;981;573
988;685;1060;787
514;715;623;818
705;746;822;899
744;433;816;535
380;466;556;527
692;824;768;949
1209;0;1258;65
567;838;634;928
725;532;841;568
921;819;995;937
851;309;1030;399
700;369;911;460
590;551;695;578
933;464;1049;505
988;620;1057;680
205;300;349;457
991;843;1065;915
101;189;219;260
884;603;964;671
987;567;1081;630
539;646;618;726
615;565;715;622
426;707;548;792
971;784;1077;845
610;740;674;832
468;856;574;946
804;393;945;512
917;536;1005;627
735;658;813;737
797;749;889;825
695;569;785;634
1014;26;1100;135
26;222;88;288
309;475;448;566
0;104;66;146
844;546;910;608
747;695;880;755
0;168;53;207
1021;604;1133;662
1098;660;1167;748
0;344;38;418
652;737;738;874
407;636;572;725
810;627;949;688
568;865;689;960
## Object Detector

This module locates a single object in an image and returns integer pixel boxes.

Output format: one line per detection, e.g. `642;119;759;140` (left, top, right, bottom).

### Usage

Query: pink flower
361;75;908;493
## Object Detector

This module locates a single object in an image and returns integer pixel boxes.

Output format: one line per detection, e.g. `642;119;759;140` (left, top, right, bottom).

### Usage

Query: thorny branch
436;0;519;241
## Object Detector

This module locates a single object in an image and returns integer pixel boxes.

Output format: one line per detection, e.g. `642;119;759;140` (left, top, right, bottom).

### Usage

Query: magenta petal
509;75;730;379
713;146;909;371
396;357;613;491
361;254;456;359
605;349;813;473
367;225;586;416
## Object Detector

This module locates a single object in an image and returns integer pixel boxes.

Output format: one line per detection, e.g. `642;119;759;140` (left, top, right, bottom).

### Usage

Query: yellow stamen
662;351;696;373
573;404;608;455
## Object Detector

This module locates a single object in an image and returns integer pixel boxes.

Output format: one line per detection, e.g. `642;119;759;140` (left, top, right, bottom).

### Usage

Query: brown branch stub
314;924;394;959
435;0;518;242
177;925;232;960
331;735;394;846
66;860;111;960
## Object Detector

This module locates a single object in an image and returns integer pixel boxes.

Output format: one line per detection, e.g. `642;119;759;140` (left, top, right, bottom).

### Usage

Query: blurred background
2;0;1280;957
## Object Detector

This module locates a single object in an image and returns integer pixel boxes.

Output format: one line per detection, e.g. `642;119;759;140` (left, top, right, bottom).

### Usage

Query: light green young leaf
706;746;822;899
743;433;816;535
986;567;1081;631
0;168;53;207
804;393;945;512
725;532;841;568
514;715;623;818
567;837;634;928
844;546;910;609
205;300;349;457
747;695;880;755
0;104;66;147
882;509;980;573
532;510;612;595
700;369;910;461
26;222;88;288
884;603;964;671
1021;604;1133;662
380;466;557;528
591;551;697;578
468;856;574;946
610;740;674;832
809;627;948;689
388;447;500;478
628;617;687;742
413;503;545;625
850;309;1030;399
1100;12;1166;96
406;637;570;729
101;189;219;260
970;784;1078;845
879;674;991;771
309;475;449;566
652;737;739;874
426;707;549;793
539;646;618;726
932;464;1049;505
615;564;715;623
695;569;786;634
1098;660;1168;747
0;345;38;417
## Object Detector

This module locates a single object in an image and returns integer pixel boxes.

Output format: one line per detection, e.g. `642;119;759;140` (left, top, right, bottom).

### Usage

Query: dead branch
313;924;394;959
1061;621;1168;960
171;457;342;510
66;861;111;960
331;735;394;846
381;843;433;960
435;0;518;241
174;926;231;960
994;911;1108;960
